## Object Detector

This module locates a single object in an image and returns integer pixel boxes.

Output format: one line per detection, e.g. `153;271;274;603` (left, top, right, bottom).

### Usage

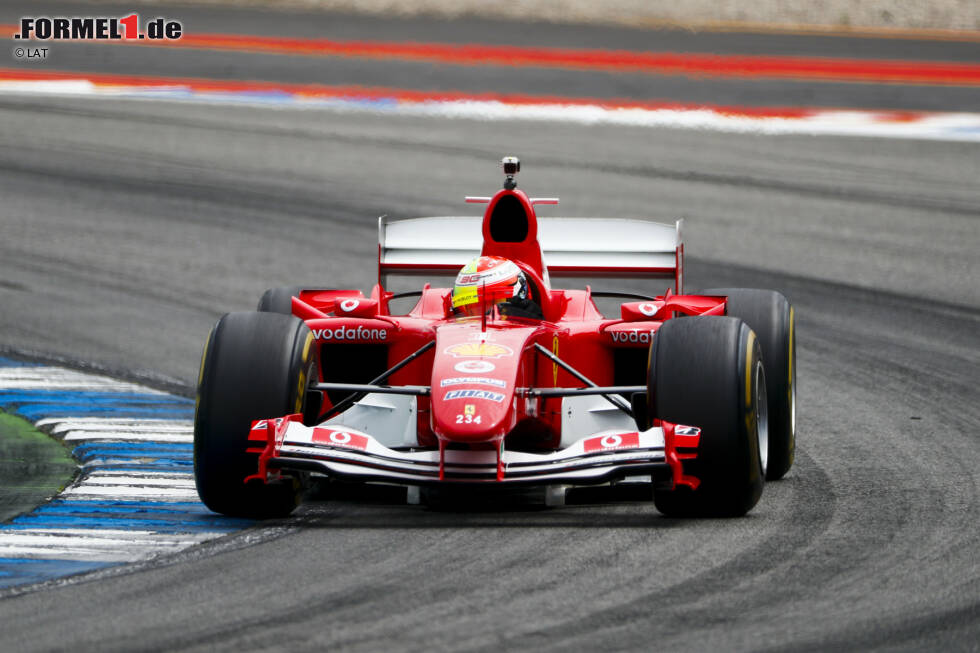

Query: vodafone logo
330;431;352;444
601;434;623;448
610;330;651;344
339;299;360;312
312;326;387;341
454;360;495;373
638;303;657;317
583;431;641;453
312;427;368;450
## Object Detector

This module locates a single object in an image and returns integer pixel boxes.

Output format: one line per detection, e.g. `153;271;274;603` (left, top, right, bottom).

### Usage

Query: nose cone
430;324;534;444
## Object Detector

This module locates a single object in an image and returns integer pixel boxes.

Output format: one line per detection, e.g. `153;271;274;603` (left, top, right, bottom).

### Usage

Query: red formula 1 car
194;157;796;519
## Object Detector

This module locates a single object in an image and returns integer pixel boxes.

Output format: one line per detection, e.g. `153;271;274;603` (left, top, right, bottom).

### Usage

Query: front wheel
703;288;795;480
194;311;316;518
649;316;767;517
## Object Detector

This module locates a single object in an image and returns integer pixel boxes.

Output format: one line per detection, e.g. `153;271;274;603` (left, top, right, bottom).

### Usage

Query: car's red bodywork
245;181;728;494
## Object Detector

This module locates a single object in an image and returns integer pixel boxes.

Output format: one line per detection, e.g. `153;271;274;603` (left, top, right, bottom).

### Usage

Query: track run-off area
0;1;978;650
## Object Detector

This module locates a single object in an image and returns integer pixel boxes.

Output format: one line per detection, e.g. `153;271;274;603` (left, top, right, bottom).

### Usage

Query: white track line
49;421;193;433
79;473;196;487
0;532;219;562
1;81;978;142
39;418;193;429
59;486;201;500
62;431;192;443
0;367;166;393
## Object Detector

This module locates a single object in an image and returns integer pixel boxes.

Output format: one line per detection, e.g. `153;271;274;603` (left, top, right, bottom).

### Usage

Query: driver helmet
451;256;528;317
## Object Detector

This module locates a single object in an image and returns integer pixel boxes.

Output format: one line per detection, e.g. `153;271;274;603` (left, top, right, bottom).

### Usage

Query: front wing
247;415;701;490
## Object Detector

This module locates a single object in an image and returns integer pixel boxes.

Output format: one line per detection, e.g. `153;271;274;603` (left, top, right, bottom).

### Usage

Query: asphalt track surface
1;3;979;651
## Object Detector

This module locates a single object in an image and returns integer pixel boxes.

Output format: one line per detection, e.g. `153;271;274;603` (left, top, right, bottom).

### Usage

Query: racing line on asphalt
0;357;250;589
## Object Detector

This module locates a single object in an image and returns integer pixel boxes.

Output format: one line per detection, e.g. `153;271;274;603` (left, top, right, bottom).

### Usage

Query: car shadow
287;482;749;529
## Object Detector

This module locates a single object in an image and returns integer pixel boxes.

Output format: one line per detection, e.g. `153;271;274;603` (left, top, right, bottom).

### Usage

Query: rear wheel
649;316;767;517
194;311;316;518
257;285;312;315
703;288;795;480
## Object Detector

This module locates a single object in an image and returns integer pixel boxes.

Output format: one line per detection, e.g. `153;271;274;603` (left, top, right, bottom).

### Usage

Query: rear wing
378;216;684;291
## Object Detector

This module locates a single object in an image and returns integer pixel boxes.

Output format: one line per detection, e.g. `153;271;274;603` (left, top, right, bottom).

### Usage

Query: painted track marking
4;26;979;85
1;69;978;142
0;357;250;589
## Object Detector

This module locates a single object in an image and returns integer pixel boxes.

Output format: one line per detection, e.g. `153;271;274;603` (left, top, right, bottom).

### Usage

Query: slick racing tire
703;288;795;480
257;285;309;315
649;316;767;517
194;311;316;518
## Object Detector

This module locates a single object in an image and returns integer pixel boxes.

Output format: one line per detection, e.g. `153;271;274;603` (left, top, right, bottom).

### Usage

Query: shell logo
444;342;514;358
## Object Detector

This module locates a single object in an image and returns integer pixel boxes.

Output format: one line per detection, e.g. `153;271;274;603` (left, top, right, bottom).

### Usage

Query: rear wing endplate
378;216;684;291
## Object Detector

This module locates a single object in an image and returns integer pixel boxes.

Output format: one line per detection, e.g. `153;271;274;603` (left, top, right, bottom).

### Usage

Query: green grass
0;411;77;523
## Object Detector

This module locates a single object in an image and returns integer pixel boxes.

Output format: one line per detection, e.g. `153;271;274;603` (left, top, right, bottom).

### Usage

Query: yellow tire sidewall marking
745;329;757;435
194;326;213;422
295;332;314;414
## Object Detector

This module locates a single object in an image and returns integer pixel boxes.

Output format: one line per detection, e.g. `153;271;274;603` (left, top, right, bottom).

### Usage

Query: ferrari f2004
194;157;796;518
